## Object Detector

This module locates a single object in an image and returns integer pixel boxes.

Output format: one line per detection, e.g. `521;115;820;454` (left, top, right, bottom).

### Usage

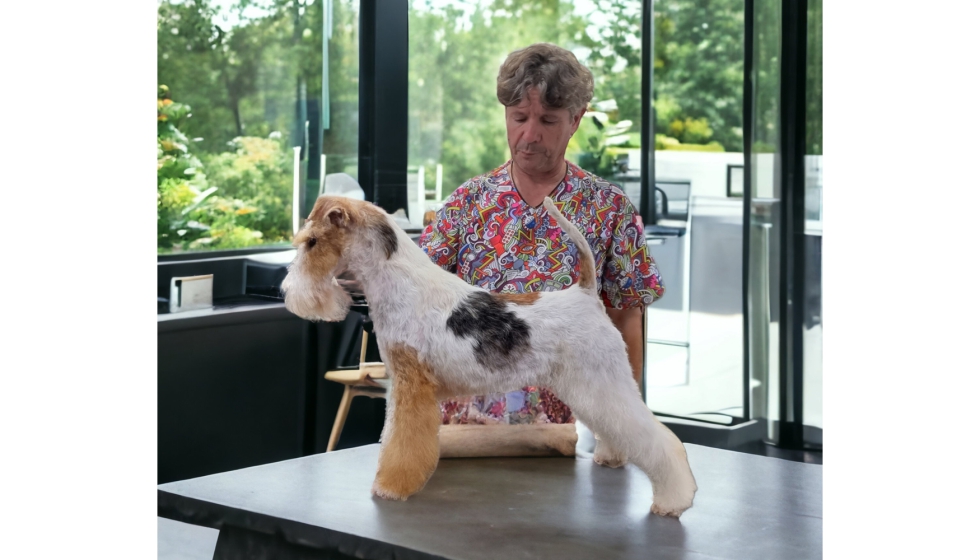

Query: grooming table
158;444;821;559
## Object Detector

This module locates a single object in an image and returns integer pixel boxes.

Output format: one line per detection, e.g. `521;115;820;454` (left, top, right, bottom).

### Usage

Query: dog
281;194;698;517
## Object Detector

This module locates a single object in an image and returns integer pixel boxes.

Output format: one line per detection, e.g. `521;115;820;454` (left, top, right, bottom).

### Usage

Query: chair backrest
337;303;383;365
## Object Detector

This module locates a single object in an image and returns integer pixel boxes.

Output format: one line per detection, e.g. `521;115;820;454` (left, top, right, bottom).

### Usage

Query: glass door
802;0;822;446
745;0;821;449
643;0;747;426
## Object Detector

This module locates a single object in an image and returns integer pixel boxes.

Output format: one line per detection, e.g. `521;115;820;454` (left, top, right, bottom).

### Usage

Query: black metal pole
358;0;409;215
639;0;656;226
741;0;755;425
777;0;808;449
357;0;376;204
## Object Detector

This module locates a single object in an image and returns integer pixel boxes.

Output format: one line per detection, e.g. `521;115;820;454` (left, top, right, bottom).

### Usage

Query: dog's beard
282;271;352;322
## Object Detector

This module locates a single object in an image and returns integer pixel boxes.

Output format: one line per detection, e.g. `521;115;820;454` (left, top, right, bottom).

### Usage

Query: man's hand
605;306;645;389
335;270;364;296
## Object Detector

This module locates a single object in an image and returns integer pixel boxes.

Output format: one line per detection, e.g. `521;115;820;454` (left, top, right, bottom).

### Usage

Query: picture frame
726;164;744;198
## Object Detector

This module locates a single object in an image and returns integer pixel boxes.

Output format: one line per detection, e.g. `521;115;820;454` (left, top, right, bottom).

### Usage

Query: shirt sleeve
417;184;470;273
599;196;665;309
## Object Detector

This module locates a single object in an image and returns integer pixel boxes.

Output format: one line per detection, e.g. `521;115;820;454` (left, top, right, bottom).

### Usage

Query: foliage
656;135;724;152
157;0;327;154
203;136;293;242
157;85;289;253
571;107;638;178
654;0;745;152
806;0;822;155
158;0;771;252
157;0;335;253
157;84;218;252
407;0;747;199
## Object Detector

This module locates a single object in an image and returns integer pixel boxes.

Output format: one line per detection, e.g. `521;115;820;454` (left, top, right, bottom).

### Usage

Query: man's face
505;88;585;177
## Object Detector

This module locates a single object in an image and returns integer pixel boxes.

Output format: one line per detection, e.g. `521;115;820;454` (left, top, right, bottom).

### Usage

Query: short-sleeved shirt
418;160;663;425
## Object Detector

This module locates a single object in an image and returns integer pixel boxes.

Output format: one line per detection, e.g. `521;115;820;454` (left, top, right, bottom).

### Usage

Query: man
419;43;663;429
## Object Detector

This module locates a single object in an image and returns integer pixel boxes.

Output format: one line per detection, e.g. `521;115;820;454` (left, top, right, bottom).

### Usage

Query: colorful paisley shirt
418;160;664;425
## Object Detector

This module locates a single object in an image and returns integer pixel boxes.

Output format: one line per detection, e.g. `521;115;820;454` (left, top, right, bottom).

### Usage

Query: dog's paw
650;470;697;517
592;439;627;468
650;500;690;518
371;481;411;501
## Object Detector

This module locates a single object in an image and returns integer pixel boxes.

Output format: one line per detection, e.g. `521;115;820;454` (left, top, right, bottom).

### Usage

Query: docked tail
542;197;596;292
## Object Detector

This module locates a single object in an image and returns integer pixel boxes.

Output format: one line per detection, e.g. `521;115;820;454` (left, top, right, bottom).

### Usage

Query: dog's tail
543;197;597;292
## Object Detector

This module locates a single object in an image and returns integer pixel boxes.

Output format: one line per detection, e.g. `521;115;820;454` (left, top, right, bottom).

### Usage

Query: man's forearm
605;306;645;389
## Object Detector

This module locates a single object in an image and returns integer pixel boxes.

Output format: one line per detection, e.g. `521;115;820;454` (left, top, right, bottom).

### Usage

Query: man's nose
521;120;543;144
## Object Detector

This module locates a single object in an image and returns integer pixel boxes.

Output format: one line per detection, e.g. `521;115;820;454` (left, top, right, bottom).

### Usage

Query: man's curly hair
496;43;594;116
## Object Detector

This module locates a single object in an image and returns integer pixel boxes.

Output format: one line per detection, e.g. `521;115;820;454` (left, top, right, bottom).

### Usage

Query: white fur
282;196;698;517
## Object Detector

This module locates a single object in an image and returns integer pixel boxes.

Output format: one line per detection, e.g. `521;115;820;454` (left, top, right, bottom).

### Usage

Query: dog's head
282;195;398;322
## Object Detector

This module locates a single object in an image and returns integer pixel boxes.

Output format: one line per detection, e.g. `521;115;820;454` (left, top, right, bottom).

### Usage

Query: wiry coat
282;195;697;517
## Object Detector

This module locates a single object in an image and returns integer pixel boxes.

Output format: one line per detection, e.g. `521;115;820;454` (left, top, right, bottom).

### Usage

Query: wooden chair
324;321;390;452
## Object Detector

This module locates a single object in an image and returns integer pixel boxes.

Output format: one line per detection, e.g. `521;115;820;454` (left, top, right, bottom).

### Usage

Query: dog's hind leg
551;361;697;517
371;344;442;501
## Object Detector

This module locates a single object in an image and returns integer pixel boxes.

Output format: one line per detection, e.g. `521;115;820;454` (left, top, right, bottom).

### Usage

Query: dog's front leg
371;344;441;501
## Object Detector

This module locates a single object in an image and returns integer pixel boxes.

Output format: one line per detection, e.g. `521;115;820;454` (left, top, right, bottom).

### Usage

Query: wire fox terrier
281;195;698;517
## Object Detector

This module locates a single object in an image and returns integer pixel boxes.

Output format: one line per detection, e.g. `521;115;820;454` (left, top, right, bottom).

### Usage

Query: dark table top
158;443;821;560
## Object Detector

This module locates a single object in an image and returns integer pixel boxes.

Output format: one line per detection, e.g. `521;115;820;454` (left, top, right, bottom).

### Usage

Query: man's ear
570;106;588;135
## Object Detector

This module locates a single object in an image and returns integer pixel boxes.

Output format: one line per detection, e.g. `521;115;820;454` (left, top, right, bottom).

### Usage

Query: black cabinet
157;252;386;484
158;307;309;484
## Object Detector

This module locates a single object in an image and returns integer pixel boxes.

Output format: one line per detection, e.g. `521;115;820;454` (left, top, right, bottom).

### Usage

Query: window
156;0;358;255
643;0;746;423
406;0;644;223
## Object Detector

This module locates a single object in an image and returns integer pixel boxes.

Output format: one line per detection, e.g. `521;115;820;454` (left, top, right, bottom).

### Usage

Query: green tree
654;0;744;152
157;85;270;252
157;0;327;153
157;85;215;251
158;0;356;253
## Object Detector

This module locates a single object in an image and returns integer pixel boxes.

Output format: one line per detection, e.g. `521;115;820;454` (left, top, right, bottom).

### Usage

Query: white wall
629;150;744;199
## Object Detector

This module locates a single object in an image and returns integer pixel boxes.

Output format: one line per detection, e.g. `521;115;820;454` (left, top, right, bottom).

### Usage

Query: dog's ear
310;198;354;229
325;206;352;228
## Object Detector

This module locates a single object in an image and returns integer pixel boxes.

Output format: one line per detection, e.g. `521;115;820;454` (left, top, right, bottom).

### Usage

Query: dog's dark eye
307;237;317;249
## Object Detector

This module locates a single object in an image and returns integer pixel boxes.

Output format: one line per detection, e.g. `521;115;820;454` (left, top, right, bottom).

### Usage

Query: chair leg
327;386;355;452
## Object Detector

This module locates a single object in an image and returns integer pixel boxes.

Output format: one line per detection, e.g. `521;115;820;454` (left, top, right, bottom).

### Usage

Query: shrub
157;85;291;253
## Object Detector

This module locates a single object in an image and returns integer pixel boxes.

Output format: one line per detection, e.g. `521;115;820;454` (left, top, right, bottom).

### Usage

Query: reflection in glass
746;0;782;437
802;0;822;438
321;0;361;192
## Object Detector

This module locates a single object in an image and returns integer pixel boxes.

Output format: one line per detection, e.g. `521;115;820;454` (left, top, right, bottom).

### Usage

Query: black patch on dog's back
371;221;399;259
447;291;531;369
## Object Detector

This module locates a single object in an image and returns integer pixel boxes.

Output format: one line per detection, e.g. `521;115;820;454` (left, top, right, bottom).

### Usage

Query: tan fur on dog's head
282;196;400;322
282;197;361;322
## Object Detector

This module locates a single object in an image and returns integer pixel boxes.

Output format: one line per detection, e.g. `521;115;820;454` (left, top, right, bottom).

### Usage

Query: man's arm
605;306;644;389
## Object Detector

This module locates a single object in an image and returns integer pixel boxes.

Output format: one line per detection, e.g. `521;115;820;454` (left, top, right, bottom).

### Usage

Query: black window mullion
640;0;657;226
741;0;755;426
358;0;409;216
776;0;808;449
